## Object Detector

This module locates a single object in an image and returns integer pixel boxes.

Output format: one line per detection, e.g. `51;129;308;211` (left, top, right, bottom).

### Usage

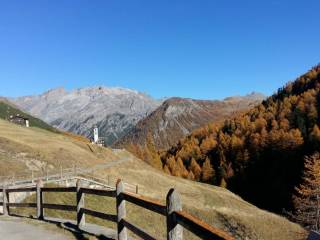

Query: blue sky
0;0;319;100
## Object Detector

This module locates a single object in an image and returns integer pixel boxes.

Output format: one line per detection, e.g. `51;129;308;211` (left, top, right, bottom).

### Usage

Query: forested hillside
0;117;306;239
114;94;264;168
161;65;320;213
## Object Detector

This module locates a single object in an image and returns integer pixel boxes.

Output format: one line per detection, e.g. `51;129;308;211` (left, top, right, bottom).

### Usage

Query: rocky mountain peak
115;93;265;150
11;86;162;145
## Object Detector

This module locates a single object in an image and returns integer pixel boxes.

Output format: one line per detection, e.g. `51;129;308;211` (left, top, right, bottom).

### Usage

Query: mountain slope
160;65;320;213
0;114;306;239
115;93;264;150
0;118;118;177
0;98;58;133
11;87;161;145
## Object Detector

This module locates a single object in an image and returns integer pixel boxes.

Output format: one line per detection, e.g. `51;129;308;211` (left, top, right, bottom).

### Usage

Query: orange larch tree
293;152;320;231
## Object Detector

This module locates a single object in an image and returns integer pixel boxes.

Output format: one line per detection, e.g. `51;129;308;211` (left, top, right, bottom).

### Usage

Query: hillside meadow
0;117;306;239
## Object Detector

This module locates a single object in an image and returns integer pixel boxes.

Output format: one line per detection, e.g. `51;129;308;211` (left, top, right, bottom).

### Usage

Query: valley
0;1;318;239
0;111;305;239
2;66;320;238
2;66;320;237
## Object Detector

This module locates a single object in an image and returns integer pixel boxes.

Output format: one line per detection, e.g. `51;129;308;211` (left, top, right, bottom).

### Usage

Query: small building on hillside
92;126;105;146
9;114;30;127
93;126;99;143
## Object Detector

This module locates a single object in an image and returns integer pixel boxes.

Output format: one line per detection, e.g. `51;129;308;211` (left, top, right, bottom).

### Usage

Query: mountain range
3;66;320;234
114;93;264;161
11;87;161;145
11;87;264;147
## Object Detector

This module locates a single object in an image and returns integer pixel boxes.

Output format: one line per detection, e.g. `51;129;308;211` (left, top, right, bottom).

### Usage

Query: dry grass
0;119;117;176
14;153;306;240
0;119;307;239
91;152;307;240
61;131;91;143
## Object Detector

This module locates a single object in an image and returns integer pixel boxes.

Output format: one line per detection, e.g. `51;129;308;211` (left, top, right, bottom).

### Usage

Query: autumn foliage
292;152;320;231
161;65;320;212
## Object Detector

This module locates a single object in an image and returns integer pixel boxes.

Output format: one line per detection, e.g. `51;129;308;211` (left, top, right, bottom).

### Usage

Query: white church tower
93;126;99;143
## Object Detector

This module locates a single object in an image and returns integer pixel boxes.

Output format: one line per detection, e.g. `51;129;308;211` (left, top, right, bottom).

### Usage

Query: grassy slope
0;119;305;239
94;151;306;240
0;119;117;176
15;154;306;239
0;99;58;133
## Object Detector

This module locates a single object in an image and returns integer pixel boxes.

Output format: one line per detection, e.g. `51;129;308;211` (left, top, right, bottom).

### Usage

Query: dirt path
0;216;72;240
0;215;119;240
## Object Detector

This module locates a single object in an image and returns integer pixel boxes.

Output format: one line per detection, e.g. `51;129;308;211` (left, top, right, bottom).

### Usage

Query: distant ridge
114;93;264;166
11;86;162;145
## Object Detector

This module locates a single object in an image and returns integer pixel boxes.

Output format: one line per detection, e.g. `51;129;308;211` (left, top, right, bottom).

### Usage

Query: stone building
9;114;30;127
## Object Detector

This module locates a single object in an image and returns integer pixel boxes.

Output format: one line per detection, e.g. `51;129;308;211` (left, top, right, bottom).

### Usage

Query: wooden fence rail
0;158;139;194
0;179;234;240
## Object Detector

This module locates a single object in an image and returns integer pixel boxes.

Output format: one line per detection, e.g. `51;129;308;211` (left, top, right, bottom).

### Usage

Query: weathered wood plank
77;180;85;227
117;179;128;240
42;203;76;212
81;187;116;197
3;186;9;216
122;192;166;216
122;219;156;240
7;187;37;193
37;180;43;220
166;189;183;240
174;211;234;240
83;208;117;222
41;187;77;192
8;203;37;208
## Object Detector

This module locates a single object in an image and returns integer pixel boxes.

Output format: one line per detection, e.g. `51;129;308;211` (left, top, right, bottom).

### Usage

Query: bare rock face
11;87;264;148
11;87;161;145
114;92;265;150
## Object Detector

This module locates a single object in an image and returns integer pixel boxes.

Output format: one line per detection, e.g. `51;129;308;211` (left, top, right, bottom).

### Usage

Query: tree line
160;65;320;217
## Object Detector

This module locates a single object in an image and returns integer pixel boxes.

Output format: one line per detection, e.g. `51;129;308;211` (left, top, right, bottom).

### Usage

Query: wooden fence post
166;188;183;240
2;186;9;216
37;180;43;220
76;179;85;227
116;179;127;240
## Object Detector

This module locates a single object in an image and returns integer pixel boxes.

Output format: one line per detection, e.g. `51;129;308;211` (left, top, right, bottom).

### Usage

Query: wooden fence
0;169;139;195
0;179;234;240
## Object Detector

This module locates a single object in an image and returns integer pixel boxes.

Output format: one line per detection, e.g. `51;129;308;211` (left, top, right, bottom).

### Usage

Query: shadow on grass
8;213;115;240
